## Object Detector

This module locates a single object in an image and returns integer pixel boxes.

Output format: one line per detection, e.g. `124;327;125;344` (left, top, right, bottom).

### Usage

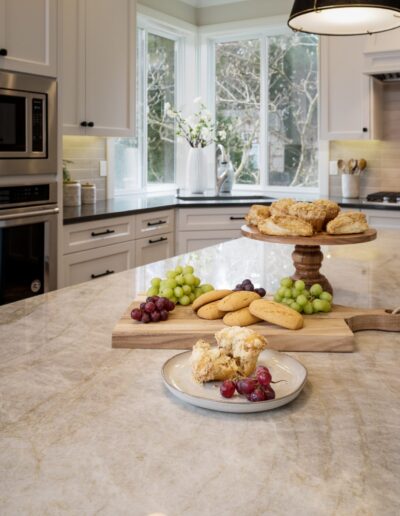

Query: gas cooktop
365;192;400;204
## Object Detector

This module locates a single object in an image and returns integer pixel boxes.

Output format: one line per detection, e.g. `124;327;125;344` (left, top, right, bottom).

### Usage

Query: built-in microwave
0;71;57;176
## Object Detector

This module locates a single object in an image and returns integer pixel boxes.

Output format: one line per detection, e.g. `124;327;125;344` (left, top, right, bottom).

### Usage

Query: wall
197;0;292;25
63;137;107;201
329;82;400;197
139;0;197;24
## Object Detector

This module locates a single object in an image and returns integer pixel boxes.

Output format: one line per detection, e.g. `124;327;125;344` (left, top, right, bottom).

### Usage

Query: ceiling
181;0;247;7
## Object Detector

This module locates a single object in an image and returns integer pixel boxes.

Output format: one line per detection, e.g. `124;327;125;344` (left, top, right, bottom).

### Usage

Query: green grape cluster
273;277;333;314
146;264;214;306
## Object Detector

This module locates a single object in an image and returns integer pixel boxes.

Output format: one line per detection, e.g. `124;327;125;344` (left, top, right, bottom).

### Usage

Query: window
112;23;179;194
214;32;319;190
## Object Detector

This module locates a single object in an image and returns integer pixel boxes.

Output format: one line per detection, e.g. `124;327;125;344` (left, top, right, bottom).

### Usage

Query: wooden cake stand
241;225;377;294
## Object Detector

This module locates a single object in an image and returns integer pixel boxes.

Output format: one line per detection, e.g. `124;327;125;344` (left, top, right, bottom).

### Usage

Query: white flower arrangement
165;98;225;148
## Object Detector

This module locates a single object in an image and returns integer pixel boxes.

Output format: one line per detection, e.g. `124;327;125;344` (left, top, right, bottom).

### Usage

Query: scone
327;212;369;235
258;215;313;237
270;198;296;217
288;202;326;233
313;199;340;227
191;327;267;383
245;204;271;226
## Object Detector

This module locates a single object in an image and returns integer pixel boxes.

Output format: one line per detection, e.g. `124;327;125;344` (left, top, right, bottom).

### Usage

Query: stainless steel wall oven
0;183;58;305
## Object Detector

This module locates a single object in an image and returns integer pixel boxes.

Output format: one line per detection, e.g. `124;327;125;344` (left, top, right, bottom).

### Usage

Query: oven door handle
0;207;59;221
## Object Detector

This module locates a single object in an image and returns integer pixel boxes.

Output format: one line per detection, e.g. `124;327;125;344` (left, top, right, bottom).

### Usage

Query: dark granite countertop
63;193;400;225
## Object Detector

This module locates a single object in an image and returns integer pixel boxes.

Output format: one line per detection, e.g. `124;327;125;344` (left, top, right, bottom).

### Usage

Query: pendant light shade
288;0;400;36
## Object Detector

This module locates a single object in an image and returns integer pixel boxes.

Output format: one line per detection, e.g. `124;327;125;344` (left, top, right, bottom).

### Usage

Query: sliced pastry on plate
245;204;271;226
191;327;267;383
326;211;369;235
258;215;313;237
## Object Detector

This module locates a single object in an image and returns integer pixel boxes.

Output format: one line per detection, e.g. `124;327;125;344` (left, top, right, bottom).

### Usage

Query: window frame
200;20;326;195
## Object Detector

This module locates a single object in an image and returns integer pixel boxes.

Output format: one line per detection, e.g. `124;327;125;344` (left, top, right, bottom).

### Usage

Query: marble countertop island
1;230;400;515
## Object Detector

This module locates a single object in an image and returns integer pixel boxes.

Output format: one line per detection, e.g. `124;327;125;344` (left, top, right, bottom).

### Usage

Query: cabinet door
63;241;135;287
320;36;381;140
176;230;241;255
361;209;400;229
135;209;175;239
0;0;57;76
61;0;86;134
177;207;248;231
135;232;174;267
84;0;136;137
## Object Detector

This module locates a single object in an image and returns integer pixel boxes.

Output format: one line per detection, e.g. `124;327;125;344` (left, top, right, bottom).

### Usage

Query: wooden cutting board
111;301;400;352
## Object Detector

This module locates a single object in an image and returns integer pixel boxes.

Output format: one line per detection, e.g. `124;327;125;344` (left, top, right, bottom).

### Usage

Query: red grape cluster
233;279;266;298
131;296;175;324
220;366;275;402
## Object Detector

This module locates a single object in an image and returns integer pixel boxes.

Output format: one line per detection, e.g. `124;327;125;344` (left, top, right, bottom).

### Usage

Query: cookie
223;307;262;327
217;291;261;312
197;300;226;320
249;299;304;330
192;290;232;312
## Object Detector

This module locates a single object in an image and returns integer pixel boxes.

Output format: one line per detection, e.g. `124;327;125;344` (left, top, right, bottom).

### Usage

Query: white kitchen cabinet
63;215;135;254
176;230;241;255
135;232;174;266
0;0;57;76
135;210;175;239
361;209;400;229
320;35;383;141
61;0;136;136
63;241;135;287
176;207;248;254
364;31;400;55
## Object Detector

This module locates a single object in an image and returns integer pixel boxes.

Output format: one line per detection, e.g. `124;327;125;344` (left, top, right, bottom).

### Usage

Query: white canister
81;183;96;205
63;181;81;207
341;174;360;199
186;147;208;194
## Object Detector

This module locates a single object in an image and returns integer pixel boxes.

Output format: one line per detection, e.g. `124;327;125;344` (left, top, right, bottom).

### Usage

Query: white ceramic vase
341;174;360;199
187;147;207;194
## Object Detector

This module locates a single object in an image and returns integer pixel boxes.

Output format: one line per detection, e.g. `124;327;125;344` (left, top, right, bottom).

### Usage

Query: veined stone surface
0;231;399;515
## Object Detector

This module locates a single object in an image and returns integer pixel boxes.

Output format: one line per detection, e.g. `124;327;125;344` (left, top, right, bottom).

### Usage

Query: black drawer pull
91;229;115;237
91;270;115;279
147;220;167;227
88;121;94;127
149;237;167;244
0;48;7;56
230;216;246;220
80;121;88;127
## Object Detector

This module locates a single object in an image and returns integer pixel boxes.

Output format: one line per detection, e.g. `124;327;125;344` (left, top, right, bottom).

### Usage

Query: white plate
162;349;308;413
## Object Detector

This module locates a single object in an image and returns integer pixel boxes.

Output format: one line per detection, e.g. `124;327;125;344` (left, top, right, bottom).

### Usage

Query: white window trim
199;18;327;196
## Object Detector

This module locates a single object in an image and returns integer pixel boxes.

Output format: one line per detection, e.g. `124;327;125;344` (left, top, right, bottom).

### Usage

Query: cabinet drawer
63;216;135;254
361;209;400;229
135;209;175;238
135;232;174;267
176;230;241;255
177;208;248;231
63;241;135;287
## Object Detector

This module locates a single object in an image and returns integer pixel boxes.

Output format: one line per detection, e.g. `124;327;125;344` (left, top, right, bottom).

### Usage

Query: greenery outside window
213;32;319;190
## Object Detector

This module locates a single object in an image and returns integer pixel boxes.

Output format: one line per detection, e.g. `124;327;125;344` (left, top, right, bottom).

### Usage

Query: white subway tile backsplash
63;136;107;200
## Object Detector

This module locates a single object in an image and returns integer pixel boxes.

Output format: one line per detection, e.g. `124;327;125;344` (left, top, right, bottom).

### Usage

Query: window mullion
261;35;268;190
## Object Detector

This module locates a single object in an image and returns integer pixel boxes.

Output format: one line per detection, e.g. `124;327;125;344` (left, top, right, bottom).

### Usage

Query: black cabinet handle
91;269;114;279
149;237;167;244
91;229;115;237
363;127;368;133
80;121;88;127
0;49;7;56
147;220;167;227
230;216;246;220
88;122;94;127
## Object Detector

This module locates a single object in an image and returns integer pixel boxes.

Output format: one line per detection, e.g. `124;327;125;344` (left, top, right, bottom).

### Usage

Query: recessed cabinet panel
61;0;136;136
320;35;376;141
135;209;175;239
63;241;135;287
135;232;174;266
176;230;241;255
178;207;248;231
0;0;57;76
361;209;400;229
61;0;85;134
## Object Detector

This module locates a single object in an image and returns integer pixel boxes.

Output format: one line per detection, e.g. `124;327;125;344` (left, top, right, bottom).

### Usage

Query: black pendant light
288;0;400;36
